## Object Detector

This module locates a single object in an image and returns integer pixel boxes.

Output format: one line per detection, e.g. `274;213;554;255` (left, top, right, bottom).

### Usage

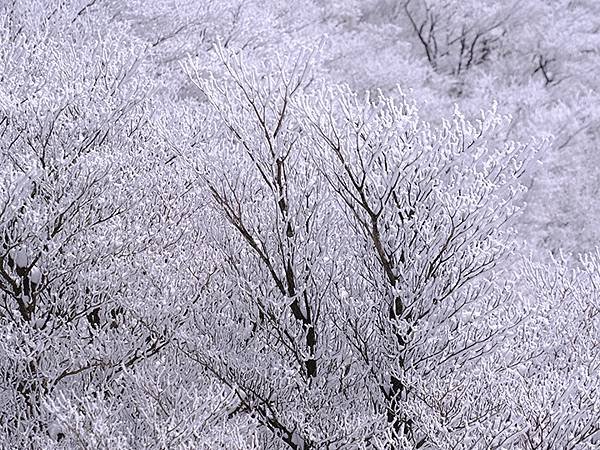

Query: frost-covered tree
0;1;229;446
399;0;516;75
508;252;600;449
299;81;538;448
179;45;370;450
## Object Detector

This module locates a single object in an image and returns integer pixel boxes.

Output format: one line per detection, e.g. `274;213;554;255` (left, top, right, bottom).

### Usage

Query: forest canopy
1;1;599;449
